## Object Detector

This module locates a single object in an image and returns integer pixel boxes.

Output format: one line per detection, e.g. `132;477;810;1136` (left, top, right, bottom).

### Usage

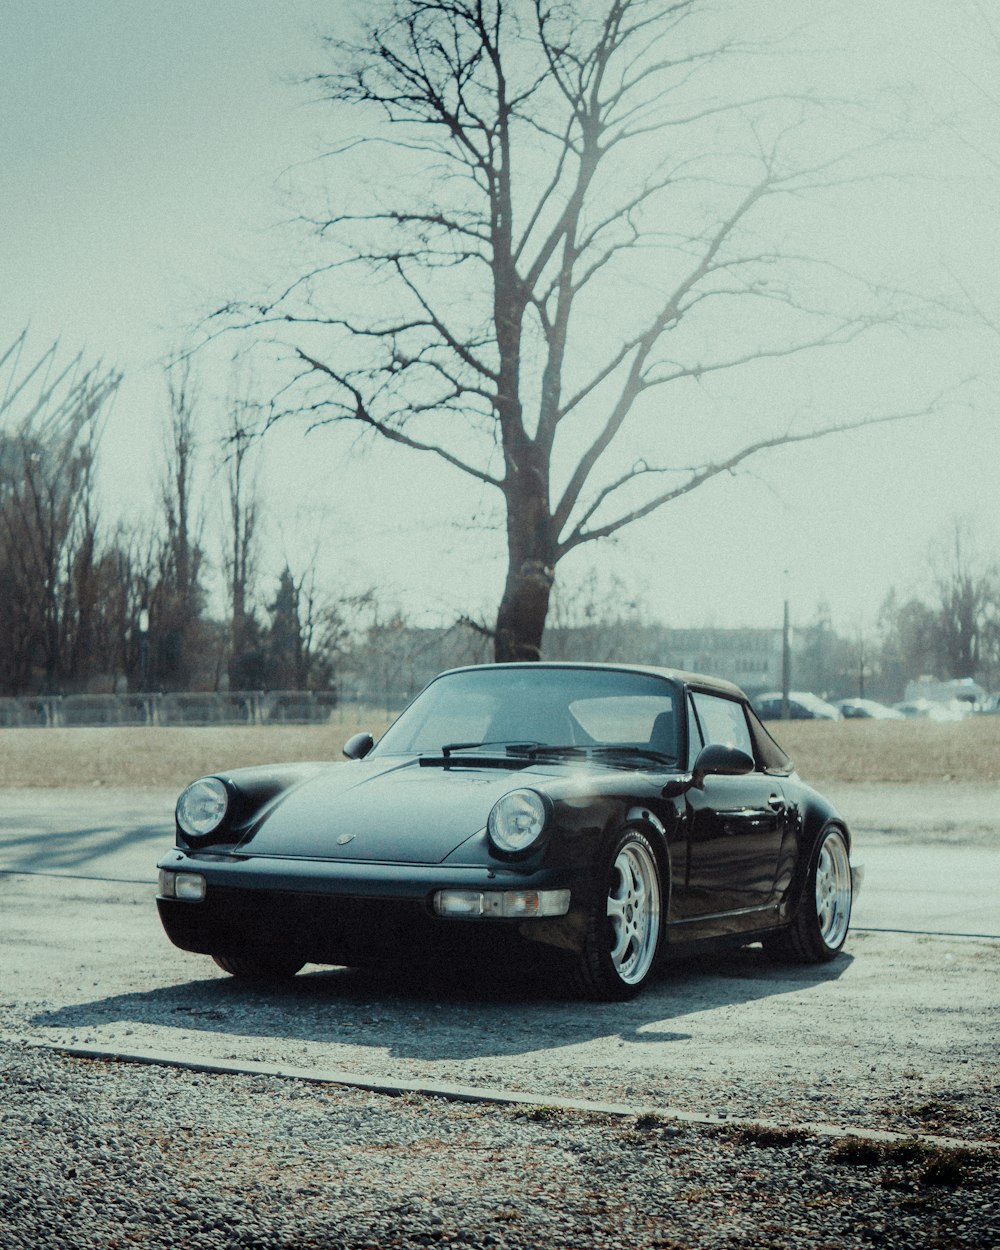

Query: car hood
233;758;545;864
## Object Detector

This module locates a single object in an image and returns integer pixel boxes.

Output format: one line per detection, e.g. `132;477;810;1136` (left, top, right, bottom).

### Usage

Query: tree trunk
494;446;555;663
494;559;555;662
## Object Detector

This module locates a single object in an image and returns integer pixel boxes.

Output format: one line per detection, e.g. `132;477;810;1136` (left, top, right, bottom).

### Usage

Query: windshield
372;666;681;763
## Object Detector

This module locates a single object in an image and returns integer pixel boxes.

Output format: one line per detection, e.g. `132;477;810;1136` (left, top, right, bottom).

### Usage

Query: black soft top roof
436;661;747;701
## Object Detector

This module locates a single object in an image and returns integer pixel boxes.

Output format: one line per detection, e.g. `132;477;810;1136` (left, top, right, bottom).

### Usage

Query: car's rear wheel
763;825;852;963
212;952;305;982
571;828;664;1001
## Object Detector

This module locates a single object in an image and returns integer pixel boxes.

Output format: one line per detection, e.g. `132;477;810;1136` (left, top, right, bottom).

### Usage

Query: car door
676;691;788;927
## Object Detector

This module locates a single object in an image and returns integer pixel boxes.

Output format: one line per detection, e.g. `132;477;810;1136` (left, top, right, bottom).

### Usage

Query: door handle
768;794;786;812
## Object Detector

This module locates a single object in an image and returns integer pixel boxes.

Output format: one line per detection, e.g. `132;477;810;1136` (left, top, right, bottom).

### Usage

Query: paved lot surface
1;784;997;1146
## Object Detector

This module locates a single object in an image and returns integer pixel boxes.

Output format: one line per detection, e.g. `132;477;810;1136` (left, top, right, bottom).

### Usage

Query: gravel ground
2;1038;998;1250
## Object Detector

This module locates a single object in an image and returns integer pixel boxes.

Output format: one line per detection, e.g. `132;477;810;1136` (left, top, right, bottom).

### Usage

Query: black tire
763;825;853;964
212;952;305;982
570;828;665;1001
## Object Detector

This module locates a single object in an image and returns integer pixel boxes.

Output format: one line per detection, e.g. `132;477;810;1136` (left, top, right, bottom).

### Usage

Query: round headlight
488;789;548;856
176;777;229;840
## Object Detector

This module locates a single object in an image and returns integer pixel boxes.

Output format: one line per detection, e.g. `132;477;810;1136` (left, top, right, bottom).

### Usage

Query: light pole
857;631;866;700
781;570;791;720
138;607;149;693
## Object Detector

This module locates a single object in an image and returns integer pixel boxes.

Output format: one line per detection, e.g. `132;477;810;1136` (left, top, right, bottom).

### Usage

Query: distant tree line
345;566;1000;706
0;334;364;698
2;334;992;702
345;565;1000;706
0;334;122;695
796;521;1000;702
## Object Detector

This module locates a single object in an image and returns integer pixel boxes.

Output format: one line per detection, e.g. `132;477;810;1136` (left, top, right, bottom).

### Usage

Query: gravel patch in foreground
2;1040;997;1250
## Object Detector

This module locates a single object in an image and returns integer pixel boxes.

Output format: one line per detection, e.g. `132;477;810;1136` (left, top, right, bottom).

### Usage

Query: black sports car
157;663;860;1000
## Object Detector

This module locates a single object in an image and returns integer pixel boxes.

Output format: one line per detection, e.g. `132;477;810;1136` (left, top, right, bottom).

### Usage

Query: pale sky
2;1;998;639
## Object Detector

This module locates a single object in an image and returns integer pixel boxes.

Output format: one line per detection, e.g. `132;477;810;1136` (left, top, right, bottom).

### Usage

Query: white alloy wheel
607;838;662;986
571;828;665;1000
814;827;852;951
763;823;854;964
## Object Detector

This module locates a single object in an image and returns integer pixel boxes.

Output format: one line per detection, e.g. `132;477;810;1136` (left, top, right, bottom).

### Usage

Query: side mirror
343;731;375;761
691;743;755;789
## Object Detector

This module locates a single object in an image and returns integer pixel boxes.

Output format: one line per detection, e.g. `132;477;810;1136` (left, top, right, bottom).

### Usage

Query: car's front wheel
571;828;664;1001
764;825;853;963
212;952;305;982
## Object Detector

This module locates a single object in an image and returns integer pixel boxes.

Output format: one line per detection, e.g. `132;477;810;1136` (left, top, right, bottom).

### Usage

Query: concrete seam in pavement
28;1039;995;1155
853;926;1000;939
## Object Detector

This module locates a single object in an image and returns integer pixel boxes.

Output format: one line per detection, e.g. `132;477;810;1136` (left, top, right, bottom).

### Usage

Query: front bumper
156;850;580;967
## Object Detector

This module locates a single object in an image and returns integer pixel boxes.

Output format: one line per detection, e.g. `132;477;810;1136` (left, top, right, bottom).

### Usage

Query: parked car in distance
157;663;861;1001
893;698;969;722
753;691;841;721
834;698;904;720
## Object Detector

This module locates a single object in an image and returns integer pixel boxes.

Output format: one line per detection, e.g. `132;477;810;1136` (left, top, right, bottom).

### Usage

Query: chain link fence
0;688;414;728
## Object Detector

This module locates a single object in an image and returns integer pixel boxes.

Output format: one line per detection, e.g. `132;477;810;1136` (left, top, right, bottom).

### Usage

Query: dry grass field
773;716;1000;784
1;714;999;789
0;721;388;789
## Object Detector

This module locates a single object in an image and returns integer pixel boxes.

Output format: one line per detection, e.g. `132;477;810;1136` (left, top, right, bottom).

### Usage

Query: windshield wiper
421;741;544;769
440;740;543;759
425;742;675;770
590;745;675;767
515;744;675;768
510;744;588;760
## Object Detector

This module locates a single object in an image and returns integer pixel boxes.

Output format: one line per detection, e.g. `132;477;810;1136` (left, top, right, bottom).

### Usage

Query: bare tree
0;332;120;692
151;361;208;688
542;568;644;662
927;517;1000;681
230;0;934;661
96;526;162;689
346;602;491;706
265;536;375;690
220;392;263;687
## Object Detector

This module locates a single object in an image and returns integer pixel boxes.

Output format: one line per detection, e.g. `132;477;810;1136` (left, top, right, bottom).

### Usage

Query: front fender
521;798;678;953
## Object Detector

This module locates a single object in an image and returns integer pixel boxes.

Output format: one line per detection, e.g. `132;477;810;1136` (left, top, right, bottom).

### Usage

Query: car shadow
30;947;854;1063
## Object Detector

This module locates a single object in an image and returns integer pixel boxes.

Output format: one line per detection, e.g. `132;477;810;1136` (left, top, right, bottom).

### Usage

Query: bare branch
292;348;502;487
557;400;955;557
551;172;770;529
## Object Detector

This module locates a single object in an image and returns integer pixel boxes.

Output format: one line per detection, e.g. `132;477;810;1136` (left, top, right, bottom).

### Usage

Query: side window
691;692;755;760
